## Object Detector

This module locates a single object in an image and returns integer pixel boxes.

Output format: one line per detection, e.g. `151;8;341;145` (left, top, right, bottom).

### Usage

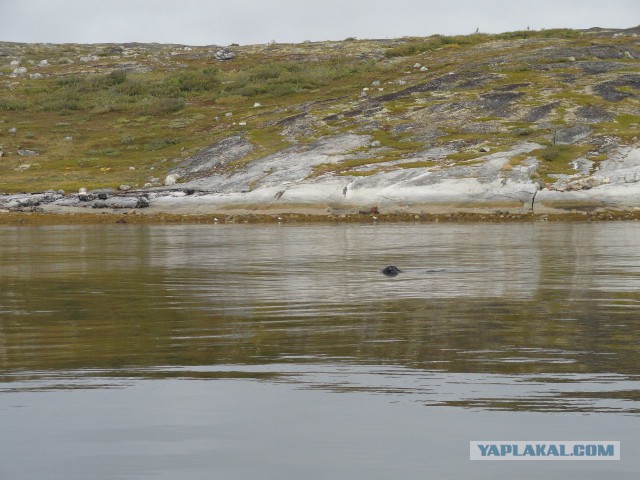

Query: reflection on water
3;222;640;479
1;222;640;413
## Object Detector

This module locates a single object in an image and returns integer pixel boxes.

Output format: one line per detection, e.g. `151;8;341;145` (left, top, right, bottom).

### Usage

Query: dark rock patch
576;105;614;123
480;91;524;117
168;135;253;181
555;125;592;144
594;75;640;101
525;102;559;122
494;83;530;91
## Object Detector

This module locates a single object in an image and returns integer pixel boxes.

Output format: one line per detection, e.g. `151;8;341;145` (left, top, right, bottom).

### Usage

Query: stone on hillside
136;197;150;208
12;66;27;76
371;80;380;86
8;127;17;133
29;73;43;79
0;150;3;157
119;184;131;191
253;102;262;107
63;136;73;141
359;90;368;98
413;63;422;68
80;55;99;62
420;66;429;72
18;149;38;156
9;60;20;66
214;49;236;61
479;146;491;153
38;59;49;67
129;166;135;170
78;188;87;194
164;173;179;186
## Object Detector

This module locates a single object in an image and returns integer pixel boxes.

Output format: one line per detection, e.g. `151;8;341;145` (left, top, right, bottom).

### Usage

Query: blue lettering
500;445;512;456
586;445;597;456
598;444;614;457
574;445;585;456
523;445;535;456
487;445;500;456
547;445;559;456
478;444;490;456
535;444;547;456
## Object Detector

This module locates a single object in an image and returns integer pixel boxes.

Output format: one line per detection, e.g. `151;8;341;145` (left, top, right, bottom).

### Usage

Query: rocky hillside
0;26;639;214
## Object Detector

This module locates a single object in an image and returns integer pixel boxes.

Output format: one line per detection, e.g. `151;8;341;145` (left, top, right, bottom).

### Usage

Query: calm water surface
1;222;639;479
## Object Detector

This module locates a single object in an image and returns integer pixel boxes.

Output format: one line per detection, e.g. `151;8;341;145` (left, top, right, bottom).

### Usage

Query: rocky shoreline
2;137;640;221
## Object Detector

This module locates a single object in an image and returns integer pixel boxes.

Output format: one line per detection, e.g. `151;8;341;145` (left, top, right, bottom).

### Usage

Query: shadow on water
1;222;640;413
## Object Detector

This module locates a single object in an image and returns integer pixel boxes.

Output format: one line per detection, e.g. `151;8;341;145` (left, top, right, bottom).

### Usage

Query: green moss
532;144;592;181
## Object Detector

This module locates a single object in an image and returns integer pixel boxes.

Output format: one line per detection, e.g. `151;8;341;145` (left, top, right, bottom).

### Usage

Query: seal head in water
382;266;402;277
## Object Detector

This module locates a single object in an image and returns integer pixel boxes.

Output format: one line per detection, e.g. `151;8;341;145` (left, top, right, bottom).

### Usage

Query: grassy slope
0;27;639;193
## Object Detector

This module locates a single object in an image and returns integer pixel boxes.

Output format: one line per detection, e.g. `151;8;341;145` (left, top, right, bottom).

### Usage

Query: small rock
413;63;422;68
57;190;65;195
9;60;20;66
164;173;179;186
119;185;131;191
253;102;262;107
370;140;382;148
479;146;491;153
135;197;150;208
29;73;43;79
238;122;247;126
225;112;233;117
8;127;17;133
567;56;576;62
214;49;236;61
18;149;38;156
362;87;369;91
78;193;94;202
63;136;73;141
97;192;109;200
359;90;368;98
78;188;87;194
129;166;135;170
143;182;153;188
12;66;27;76
0;150;3;157
79;55;99;62
371;80;380;86
16;164;30;171
378;87;384;91
92;201;107;209
419;66;428;72
38;59;49;67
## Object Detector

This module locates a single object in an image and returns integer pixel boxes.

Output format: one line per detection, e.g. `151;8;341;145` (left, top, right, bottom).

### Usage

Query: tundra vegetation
0;26;638;193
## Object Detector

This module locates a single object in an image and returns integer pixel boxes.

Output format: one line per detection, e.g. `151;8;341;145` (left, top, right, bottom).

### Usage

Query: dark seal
381;266;402;277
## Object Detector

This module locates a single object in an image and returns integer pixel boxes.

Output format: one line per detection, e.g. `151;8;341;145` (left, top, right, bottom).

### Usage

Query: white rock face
78;188;87;194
